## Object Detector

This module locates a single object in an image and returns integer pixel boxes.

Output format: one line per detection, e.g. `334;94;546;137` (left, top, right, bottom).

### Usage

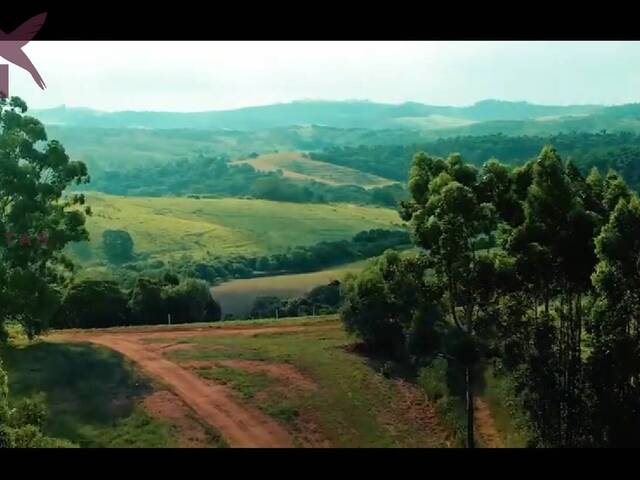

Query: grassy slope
232;151;396;188
74;193;402;262
1;340;174;447
153;316;448;447
212;259;371;318
1;328;226;448
4;316;450;447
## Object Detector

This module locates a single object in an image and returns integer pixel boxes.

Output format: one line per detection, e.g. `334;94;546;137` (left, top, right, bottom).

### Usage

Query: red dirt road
52;325;311;448
474;398;503;448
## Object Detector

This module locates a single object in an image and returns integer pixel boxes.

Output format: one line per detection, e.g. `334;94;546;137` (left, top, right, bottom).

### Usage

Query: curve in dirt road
60;329;295;448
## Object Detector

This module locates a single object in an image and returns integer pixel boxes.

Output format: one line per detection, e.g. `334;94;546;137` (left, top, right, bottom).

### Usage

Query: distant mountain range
33;99;640;176
34;99;636;131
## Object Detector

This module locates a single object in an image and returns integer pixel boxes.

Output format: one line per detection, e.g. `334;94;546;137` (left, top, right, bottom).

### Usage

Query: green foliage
480;366;533;448
250;296;282;319
341;251;442;358
0;358;75;448
129;277;167;325
417;359;466;447
53;274;221;329
179;229;410;284
102;229;134;264
249;280;343;320
586;195;640;446
312;132;640;193
165;278;220;324
0;96;90;338
403;152;500;377
1;342;191;447
350;144;640;447
83;153;407;207
10;395;47;429
54;280;130;329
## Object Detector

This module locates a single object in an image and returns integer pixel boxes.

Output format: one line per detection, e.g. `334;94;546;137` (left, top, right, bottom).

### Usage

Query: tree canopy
0;96;90;338
342;144;640;447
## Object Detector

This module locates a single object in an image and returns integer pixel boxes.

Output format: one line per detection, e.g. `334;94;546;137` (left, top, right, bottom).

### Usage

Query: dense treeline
52;273;221;330
84;155;407;207
342;146;640;447
312;132;640;190
72;228;411;293
174;229;411;284
249;281;342;319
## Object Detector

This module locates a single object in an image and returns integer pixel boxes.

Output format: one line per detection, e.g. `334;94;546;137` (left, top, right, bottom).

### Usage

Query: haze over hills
38;97;640;177
35;99;613;131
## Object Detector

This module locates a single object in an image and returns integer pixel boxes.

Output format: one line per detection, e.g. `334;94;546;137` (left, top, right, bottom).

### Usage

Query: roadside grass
417;359;467;448
160;318;448;447
195;365;274;400
0;338;225;447
479;365;533;448
417;358;533;448
63;313;337;337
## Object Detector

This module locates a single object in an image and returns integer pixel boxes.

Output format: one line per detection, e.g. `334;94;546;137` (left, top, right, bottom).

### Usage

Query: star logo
0;12;47;98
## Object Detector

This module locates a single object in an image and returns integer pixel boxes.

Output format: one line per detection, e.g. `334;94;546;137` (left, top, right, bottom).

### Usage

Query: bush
0;360;76;448
165;278;220;324
10;395;47;429
54;280;130;329
102;229;134;264
129;278;167;325
250;296;281;319
306;280;341;308
0;424;16;448
12;425;44;448
340;268;405;354
340;251;428;357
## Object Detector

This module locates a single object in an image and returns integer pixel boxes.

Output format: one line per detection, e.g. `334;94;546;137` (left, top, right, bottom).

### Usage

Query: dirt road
474;398;504;448
53;324;314;448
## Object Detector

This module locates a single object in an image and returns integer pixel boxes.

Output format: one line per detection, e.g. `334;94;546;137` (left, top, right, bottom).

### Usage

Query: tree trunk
466;366;475;448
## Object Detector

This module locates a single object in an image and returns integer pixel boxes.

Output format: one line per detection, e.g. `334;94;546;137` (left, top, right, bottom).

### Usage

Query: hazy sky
7;41;640;112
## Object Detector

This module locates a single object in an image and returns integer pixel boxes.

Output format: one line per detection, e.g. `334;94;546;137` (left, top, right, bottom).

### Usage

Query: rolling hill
71;194;403;263
35;99;606;131
38;100;640;178
231;151;395;188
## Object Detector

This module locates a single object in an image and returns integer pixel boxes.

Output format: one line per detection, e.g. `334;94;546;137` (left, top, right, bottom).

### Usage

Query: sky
6;41;640;112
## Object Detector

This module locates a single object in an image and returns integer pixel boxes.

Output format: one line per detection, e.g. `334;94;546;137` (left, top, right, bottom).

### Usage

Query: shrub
165;278;220;324
10;395;47;429
129;278;167;325
102;229;134;264
54;280;130;329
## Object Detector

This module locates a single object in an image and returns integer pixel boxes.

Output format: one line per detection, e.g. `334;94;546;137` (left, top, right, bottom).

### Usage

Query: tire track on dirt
474;398;503;448
56;326;301;448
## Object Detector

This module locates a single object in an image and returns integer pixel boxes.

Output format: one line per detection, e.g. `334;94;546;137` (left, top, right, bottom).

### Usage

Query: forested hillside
311;132;640;190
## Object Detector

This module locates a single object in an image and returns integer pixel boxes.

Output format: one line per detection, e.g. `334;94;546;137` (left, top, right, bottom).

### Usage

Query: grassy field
212;259;371;318
3;317;454;447
146;316;450;447
232;151;395;188
0;328;226;448
71;193;402;262
3;316;520;448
